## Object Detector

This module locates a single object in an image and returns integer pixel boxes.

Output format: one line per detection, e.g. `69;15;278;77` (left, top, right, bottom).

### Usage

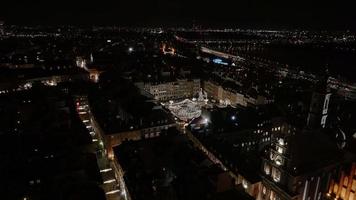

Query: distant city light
212;58;228;65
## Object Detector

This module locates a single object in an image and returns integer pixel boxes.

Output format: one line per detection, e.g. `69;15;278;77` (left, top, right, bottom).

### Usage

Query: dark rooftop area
0;86;104;200
286;130;343;175
114;134;236;200
89;72;175;134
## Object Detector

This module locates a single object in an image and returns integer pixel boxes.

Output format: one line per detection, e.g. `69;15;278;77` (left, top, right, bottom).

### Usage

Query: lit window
277;146;283;154
272;167;281;182
351;180;356;191
333;184;338;194
341;188;346;199
344;177;349;186
278;138;285;146
242;179;248;189
270;191;276;200
264;163;271;175
275;155;283;166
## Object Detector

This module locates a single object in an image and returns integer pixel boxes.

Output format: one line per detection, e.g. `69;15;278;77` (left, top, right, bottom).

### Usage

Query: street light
203;117;209;125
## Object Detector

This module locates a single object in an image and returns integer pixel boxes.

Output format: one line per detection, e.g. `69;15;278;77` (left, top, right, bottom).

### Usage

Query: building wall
203;80;270;107
103;123;176;159
237;175;261;199
140;79;201;101
327;163;356;200
259;123;336;200
88;68;103;83
105;130;142;159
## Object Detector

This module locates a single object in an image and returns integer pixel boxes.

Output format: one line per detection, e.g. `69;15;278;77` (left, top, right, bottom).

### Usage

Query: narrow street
74;95;125;200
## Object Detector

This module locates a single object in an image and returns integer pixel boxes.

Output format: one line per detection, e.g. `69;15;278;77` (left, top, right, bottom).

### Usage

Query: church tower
307;67;331;129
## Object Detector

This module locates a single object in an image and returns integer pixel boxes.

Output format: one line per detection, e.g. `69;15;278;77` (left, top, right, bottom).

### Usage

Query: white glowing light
203;118;208;124
106;189;120;195
104;179;116;184
278;138;284;146
100;168;113;173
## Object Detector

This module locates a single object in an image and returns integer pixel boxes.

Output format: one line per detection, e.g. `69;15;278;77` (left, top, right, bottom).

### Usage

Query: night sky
1;0;355;29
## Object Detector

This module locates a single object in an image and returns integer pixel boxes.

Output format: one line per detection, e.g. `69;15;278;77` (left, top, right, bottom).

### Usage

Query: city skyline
1;2;356;200
1;0;356;30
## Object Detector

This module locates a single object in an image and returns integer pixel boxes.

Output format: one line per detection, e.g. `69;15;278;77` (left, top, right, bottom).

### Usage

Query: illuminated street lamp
203;117;209;125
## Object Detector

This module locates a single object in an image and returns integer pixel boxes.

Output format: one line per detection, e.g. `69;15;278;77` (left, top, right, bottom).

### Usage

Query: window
277;146;284;154
270;190;276;200
278;138;285;146
341;188;346;199
262;186;267;194
272;167;281;182
333;184;339;194
344;177;349;186
264;163;271;175
242;179;248;189
352;180;356;191
275;155;283;166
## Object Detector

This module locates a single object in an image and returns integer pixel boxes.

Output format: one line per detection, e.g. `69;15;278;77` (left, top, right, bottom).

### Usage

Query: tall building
259;129;342;200
326;162;356;200
307;78;332;129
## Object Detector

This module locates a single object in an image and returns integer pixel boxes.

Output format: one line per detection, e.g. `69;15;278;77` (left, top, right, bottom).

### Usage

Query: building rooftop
114;134;236;200
89;74;175;134
0;86;104;200
286;130;343;175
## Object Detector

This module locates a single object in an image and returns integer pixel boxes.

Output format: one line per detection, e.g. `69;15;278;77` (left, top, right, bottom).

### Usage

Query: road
75;95;126;200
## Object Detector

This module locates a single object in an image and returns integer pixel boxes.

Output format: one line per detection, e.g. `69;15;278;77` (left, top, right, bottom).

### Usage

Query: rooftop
114;134;236;200
89;73;175;134
0;86;103;200
286;130;343;175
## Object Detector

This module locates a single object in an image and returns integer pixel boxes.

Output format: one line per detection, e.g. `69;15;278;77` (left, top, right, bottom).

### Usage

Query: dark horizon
1;0;356;30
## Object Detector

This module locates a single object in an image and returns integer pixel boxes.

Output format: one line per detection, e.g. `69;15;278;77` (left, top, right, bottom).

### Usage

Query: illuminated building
188;105;285;199
259;129;342;200
87;68;103;83
137;79;201;101
160;43;176;55
88;78;177;159
203;80;272;107
326;162;356;200
113;135;243;200
92;105;177;159
307;77;331;129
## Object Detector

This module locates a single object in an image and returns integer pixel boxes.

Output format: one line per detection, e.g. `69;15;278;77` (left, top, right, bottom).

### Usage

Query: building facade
259;128;341;200
137;79;201;101
326;162;356;200
203;80;272;107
